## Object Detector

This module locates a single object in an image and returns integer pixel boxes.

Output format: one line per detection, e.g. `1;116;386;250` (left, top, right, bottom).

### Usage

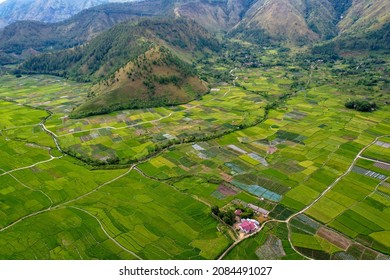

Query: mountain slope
0;0;108;27
71;46;208;118
0;1;169;60
338;0;390;35
21;18;219;80
175;0;256;32
231;0;340;44
0;0;142;28
1;0;389;61
20;18;216;117
312;0;390;53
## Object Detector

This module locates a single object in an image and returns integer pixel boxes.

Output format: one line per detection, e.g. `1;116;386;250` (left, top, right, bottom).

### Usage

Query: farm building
239;219;259;234
247;203;270;218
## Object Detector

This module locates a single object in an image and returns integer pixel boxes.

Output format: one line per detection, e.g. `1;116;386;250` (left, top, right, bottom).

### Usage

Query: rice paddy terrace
0;50;389;260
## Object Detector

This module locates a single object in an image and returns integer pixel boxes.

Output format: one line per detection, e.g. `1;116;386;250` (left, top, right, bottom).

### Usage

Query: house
239;219;259;234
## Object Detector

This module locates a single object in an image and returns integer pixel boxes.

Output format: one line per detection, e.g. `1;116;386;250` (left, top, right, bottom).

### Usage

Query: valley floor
0;53;389;259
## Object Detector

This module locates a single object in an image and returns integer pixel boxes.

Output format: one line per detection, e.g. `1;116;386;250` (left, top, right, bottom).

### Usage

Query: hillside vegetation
70;46;208;118
0;0;109;27
18;18;216;117
0;0;170;63
20;18;219;81
1;0;389;58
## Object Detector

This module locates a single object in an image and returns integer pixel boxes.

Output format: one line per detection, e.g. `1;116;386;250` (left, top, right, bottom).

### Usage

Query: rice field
0;53;389;260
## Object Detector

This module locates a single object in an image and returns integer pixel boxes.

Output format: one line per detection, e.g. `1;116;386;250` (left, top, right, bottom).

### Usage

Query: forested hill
0;0;145;28
1;0;389;59
20;18;219;81
19;18;217;117
0;0;170;59
0;0;109;28
70;46;209;118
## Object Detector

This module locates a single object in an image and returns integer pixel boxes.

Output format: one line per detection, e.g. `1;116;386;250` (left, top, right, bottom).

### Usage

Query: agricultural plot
224;222;305;260
0;101;56;171
0;155;229;259
0;75;89;114
219;60;390;259
1;54;389;260
47;86;267;163
0;155;126;228
362;139;390;163
63;171;230;260
0;207;140;260
304;148;390;254
235;67;291;95
355;158;390;177
289;214;389;260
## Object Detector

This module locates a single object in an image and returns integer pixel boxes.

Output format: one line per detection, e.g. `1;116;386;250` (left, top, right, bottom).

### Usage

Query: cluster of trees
211;206;236;226
20;35;152;82
0;52;20;65
138;18;220;53
228;26;275;46
211;205;254;226
158;46;195;77
0;21;83;57
62;147;120;167
345;99;377;112
69;95;173;119
311;22;390;56
310;43;340;60
155;75;182;86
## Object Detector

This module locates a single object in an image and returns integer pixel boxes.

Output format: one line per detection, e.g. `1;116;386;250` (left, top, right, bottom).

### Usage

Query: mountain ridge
1;0;389;54
0;0;141;28
0;1;170;63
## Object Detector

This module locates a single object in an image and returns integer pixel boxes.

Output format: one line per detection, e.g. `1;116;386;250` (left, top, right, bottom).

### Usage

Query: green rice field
0;52;389;260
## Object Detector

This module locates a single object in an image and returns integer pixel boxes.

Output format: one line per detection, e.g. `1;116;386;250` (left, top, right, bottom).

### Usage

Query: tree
240;209;254;219
356;101;373;112
345;100;355;109
211;205;220;216
222;216;232;225
344;99;376;112
222;210;236;225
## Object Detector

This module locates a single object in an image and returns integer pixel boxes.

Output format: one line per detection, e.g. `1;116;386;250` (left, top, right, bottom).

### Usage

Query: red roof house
239;219;259;234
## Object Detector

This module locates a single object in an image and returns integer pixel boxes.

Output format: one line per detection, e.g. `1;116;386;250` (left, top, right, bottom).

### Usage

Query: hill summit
18;18;216;117
70;46;208;118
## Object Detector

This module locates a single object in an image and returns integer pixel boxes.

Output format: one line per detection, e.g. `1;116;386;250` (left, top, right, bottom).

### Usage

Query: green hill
70;46;208;118
20;18;218;117
0;0;171;60
1;0;389;55
21;18;219;81
0;0;109;28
